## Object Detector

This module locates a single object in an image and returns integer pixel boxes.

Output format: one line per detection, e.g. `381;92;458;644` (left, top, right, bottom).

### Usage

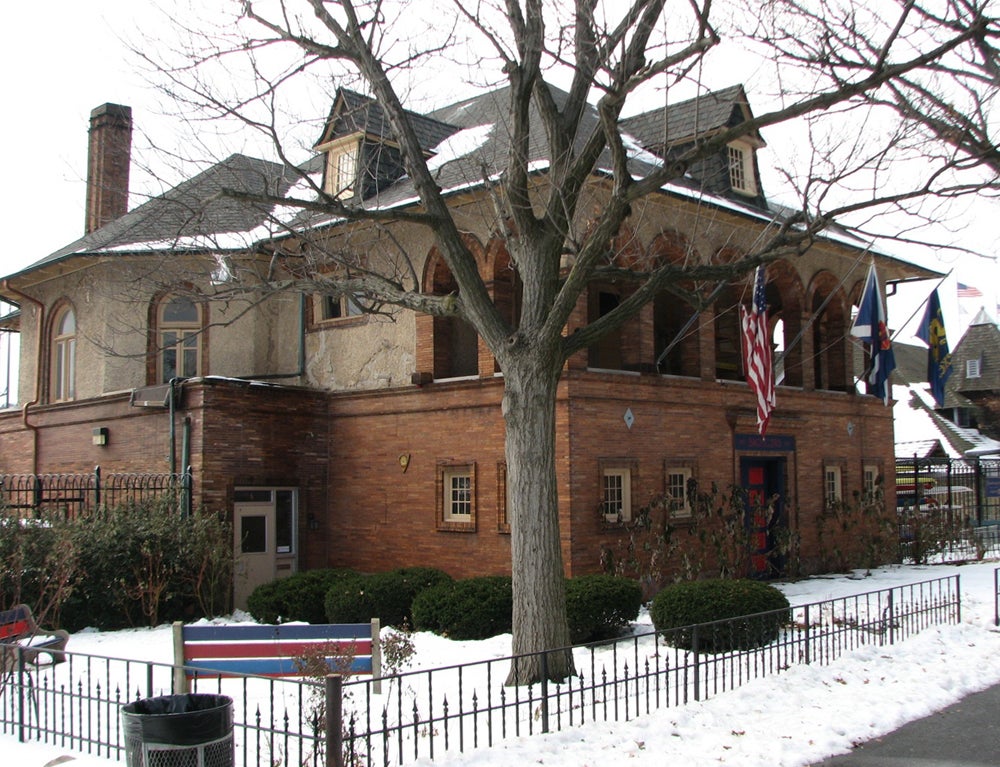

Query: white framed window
437;463;476;530
51;305;76;402
665;466;693;517
967;357;982;378
158;295;203;382
322;136;361;198
824;464;843;508
602;466;633;523
862;463;880;499
727;143;757;195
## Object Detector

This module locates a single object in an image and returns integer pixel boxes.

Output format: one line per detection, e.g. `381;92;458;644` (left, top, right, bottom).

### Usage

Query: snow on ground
9;560;1000;767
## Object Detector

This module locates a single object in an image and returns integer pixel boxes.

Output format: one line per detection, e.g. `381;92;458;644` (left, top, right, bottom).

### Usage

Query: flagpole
889;268;954;342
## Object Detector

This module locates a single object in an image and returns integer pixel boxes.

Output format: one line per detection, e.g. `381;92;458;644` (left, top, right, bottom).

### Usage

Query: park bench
0;604;70;671
172;619;382;693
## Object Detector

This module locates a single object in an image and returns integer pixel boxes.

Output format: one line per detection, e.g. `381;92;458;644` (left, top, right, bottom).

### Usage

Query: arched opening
809;272;851;392
429;253;479;379
650;233;701;377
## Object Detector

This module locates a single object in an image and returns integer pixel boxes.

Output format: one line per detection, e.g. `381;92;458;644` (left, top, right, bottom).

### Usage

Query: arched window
51;305;76;402
158;295;203;382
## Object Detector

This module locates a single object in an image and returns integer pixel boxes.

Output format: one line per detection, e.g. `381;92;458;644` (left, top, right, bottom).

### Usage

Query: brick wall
0;372;896;584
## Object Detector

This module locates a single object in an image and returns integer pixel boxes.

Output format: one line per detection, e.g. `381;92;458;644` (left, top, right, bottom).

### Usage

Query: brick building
0;86;936;606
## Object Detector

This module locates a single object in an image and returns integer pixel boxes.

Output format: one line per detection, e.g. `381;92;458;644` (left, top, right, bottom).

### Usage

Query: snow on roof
427;124;494;172
893;382;1000;459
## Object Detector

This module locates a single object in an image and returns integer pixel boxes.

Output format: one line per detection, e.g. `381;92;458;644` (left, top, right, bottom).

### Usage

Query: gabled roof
946;311;1000;399
619;84;761;150
315;88;459;151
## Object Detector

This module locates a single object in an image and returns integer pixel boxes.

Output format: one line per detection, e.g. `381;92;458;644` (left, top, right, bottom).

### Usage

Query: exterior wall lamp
92;427;109;446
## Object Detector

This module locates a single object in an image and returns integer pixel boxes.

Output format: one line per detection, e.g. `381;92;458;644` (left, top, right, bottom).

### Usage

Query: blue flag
916;288;952;407
851;264;896;405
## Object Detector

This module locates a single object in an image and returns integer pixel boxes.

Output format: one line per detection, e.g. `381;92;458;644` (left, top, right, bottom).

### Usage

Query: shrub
325;567;452;628
0;516;78;628
650;579;789;653
565;574;642;644
59;500;232;632
247;568;359;624
411;576;512;640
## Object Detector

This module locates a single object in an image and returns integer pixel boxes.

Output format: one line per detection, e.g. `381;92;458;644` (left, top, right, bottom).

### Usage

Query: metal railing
0;575;960;767
896;456;1000;525
0;466;193;518
898;517;1000;564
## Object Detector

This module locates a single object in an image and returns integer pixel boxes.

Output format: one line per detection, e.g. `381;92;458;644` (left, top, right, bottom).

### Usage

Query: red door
740;458;786;578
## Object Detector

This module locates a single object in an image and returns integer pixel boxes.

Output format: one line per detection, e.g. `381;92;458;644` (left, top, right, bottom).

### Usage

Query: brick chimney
85;103;132;234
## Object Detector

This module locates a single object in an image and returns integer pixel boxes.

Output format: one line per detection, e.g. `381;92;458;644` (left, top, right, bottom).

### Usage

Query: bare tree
133;0;997;683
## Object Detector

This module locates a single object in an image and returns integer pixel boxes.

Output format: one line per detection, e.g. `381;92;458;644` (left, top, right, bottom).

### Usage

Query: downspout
1;280;44;474
169;377;179;475
182;416;192;517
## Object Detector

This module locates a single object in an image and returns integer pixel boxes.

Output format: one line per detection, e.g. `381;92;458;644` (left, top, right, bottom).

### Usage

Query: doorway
740;458;787;578
233;487;298;609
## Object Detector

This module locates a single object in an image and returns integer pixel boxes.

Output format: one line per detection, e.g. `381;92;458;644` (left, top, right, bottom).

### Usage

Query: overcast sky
2;1;996;341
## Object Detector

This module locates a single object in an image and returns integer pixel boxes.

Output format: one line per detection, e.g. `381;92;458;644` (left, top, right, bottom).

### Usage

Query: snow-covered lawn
8;560;1000;767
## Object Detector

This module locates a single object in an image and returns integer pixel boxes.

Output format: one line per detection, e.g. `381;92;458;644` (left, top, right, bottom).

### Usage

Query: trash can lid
123;693;231;716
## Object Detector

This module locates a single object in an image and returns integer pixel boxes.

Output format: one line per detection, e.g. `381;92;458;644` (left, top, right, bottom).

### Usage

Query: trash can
121;693;233;767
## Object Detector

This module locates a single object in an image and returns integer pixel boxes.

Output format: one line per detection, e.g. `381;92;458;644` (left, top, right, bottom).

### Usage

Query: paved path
811;682;1000;766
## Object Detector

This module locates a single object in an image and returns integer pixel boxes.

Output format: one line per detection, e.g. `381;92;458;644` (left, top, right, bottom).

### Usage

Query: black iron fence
896;456;1000;525
0;575;960;767
0;466;193;518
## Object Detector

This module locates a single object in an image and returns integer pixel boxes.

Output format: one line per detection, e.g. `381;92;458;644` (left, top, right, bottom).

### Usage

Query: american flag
740;266;776;435
957;282;983;298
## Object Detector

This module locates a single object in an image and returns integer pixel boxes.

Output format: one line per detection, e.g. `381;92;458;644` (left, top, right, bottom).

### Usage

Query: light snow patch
427;124;494;172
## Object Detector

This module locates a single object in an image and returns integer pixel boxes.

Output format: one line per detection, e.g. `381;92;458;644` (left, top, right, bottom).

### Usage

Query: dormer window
727;142;757;196
321;135;361;199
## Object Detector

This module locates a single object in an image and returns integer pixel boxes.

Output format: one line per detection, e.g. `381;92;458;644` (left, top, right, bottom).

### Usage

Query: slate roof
3;83;940;286
25;154;298;273
619;84;756;150
316;88;459;152
892;341;930;387
945;310;1000;402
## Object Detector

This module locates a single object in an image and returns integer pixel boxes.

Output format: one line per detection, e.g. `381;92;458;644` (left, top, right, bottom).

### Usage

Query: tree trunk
502;351;576;685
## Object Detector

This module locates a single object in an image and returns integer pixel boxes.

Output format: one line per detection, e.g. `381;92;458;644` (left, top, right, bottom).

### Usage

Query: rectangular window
161;330;200;380
666;467;693;517
321;294;364;321
727;144;757;195
323;139;360;199
447;471;472;519
335;148;357;195
602;466;632;523
437;463;476;531
967;357;982;378
862;463;880;499
824;464;843;508
53;336;76;401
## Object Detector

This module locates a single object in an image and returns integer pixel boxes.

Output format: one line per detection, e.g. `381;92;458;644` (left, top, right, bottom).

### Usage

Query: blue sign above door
734;434;796;452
